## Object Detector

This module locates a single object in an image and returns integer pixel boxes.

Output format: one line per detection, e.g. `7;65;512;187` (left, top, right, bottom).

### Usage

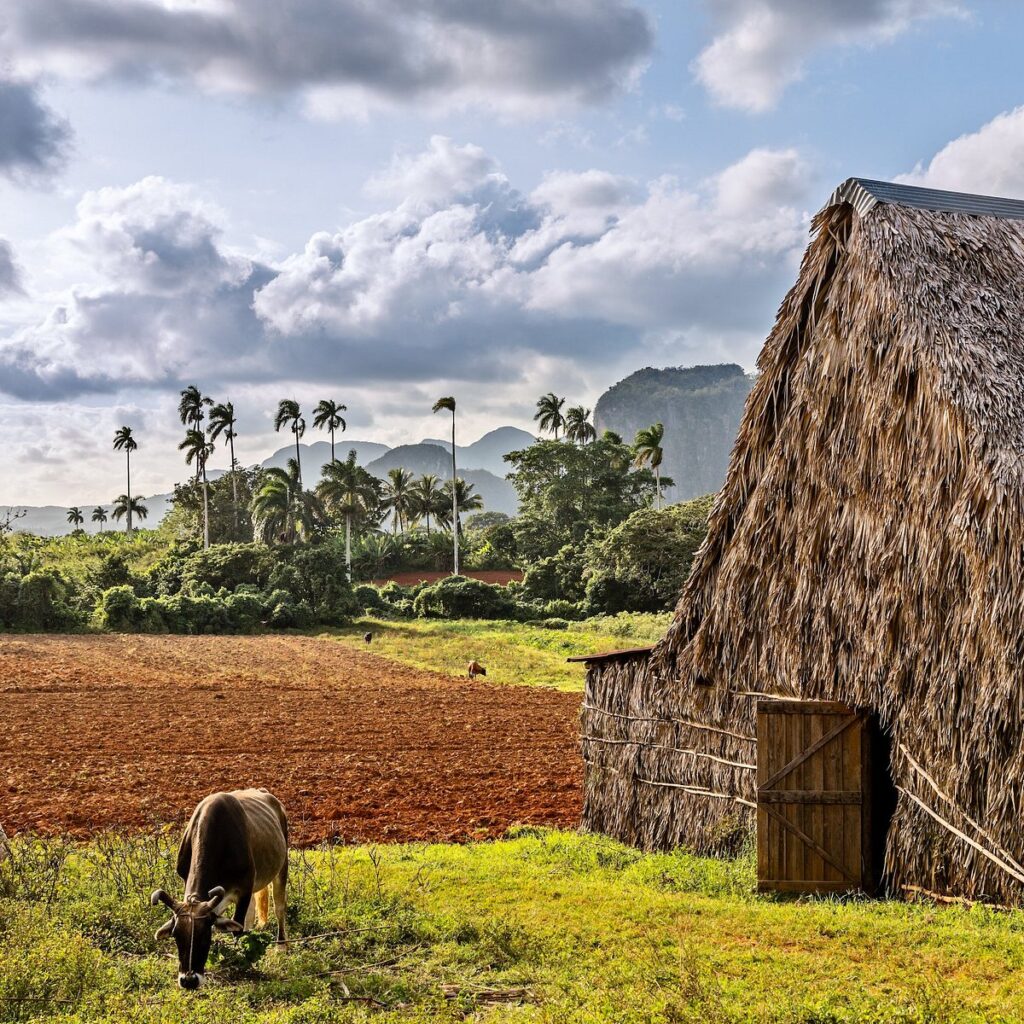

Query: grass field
325;613;671;691
2;827;1023;1023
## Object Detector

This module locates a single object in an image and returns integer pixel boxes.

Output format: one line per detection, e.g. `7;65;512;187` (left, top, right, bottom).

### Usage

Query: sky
4;0;1024;504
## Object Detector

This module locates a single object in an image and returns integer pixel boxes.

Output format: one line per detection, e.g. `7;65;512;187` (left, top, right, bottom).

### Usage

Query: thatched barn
579;178;1024;904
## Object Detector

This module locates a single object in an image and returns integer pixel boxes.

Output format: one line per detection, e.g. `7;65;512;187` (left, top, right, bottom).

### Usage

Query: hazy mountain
365;445;518;516
8;428;526;535
260;439;389;478
594;364;754;501
418;426;536;476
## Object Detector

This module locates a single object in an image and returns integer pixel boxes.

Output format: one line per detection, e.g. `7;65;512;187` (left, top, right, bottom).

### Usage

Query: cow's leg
272;865;288;947
255;887;269;927
235;890;253;931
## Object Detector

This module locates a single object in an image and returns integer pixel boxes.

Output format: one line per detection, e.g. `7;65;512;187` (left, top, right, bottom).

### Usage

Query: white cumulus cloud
693;0;961;113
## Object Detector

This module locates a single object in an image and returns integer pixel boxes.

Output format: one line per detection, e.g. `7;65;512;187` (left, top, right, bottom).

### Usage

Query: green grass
2;828;1024;1022
322;612;671;691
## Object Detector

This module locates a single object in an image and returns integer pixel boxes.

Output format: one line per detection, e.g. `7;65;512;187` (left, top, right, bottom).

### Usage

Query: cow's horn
151;889;176;910
203;886;226;909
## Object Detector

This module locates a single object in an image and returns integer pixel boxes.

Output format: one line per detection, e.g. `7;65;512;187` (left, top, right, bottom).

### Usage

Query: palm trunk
345;512;352;581
229;432;238;533
126;450;133;534
451;412;459;576
202;463;210;549
330;427;335;464
294;427;302;488
656;465;661;510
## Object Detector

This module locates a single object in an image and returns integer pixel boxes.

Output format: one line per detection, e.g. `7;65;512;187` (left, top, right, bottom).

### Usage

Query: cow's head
151;887;243;989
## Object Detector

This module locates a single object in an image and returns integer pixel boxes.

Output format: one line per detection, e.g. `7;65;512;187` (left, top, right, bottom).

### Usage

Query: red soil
369;570;523;586
0;634;581;845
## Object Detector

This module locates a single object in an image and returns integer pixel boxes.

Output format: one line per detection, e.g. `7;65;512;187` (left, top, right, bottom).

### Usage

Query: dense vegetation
3;388;719;633
2;827;1021;1022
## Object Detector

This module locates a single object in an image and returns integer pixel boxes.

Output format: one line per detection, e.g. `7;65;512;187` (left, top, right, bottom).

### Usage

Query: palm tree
112;426;138;533
209;401;239;531
436;478;484;537
274;399;305;488
534;393;567;439
312;399;347;463
179;428;216;548
410;474;443;534
633;423;666;509
565;406;597;445
66;507;84;530
383;467;415;534
432;396;459;574
91;506;108;532
178;386;212;483
318;450;377;579
252;459;321;545
112;494;148;528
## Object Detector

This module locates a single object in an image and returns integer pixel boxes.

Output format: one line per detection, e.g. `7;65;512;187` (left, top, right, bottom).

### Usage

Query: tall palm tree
410;474;443;534
112;494;148;528
435;478;484;537
318;450;377;579
312;399;347;463
112;426;138;533
179;428;216;548
432;396;459;574
252;459;321;545
633;423;666;509
383;466;415;534
178;386;212;483
534;393;567;439
66;507;84;529
565;406;597;445
274;399;305;488
209;401;239;531
91;506;108;532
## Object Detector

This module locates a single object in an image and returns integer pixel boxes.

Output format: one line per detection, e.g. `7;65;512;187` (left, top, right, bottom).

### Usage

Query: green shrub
96;585;142;631
542;599;584;620
539;617;570;630
16;569;79;630
413;576;517;619
354;584;385;611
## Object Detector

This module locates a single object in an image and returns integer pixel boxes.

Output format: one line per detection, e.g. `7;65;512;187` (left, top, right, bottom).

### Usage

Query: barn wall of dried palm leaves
582;198;1024;904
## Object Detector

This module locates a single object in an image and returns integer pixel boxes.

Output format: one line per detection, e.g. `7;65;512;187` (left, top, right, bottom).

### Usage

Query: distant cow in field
363;632;373;644
151;788;288;990
467;660;486;680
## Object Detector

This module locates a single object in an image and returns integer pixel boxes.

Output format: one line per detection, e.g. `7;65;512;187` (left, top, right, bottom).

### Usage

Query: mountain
365;445;518;516
260;439;389;479
594;363;754;501
8;427;527;536
418;426;536;476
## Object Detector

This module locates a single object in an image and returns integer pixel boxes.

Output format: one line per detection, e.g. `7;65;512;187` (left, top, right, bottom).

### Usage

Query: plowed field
0;634;582;844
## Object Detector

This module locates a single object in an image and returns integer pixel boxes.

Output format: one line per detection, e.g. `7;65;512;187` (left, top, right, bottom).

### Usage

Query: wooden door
756;699;878;895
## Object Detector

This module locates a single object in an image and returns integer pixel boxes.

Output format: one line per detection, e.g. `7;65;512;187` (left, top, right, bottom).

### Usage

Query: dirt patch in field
0;634;581;845
369;570;523;586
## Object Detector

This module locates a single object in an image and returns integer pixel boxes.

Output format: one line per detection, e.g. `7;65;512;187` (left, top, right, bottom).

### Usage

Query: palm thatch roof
581;177;1024;903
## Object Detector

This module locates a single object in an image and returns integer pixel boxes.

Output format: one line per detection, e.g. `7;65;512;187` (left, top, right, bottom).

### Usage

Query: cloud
1;0;653;118
0;77;71;181
896;106;1024;197
0;240;24;296
693;0;961;113
0;141;813;407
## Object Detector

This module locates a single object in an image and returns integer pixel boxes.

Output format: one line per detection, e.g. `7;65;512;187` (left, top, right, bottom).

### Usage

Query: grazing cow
151;788;288;990
363;632;373;644
467;660;486;680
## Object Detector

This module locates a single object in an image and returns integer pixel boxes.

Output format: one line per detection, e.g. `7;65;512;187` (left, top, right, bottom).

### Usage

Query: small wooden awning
566;645;654;664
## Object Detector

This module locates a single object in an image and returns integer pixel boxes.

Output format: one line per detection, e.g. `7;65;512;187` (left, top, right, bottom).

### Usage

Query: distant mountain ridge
6;426;531;535
594;363;754;501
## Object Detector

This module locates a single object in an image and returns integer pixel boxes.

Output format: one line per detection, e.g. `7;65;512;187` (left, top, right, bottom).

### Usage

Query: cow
363;632;373;644
467;660;486;680
151;788;288;990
